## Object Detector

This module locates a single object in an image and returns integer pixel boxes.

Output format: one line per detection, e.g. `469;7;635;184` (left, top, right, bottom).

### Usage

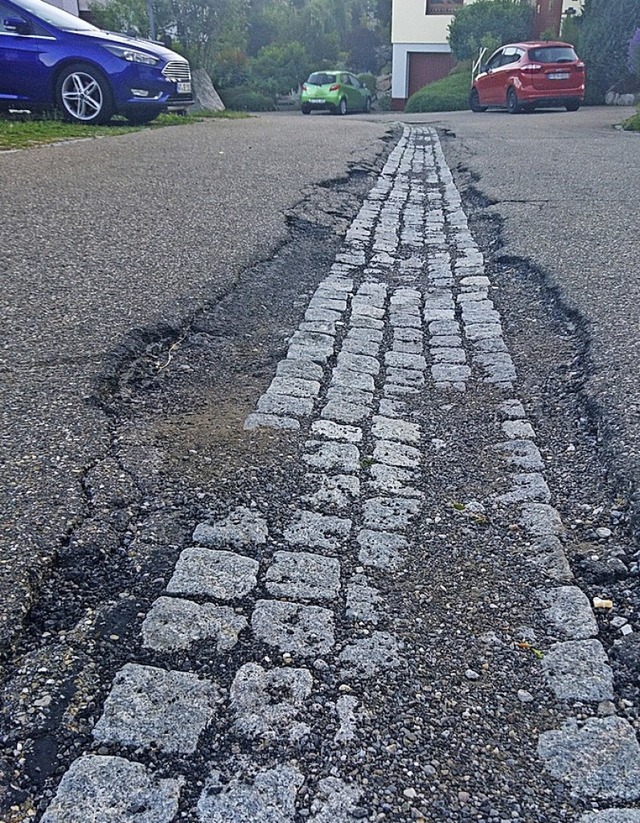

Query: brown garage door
408;52;456;97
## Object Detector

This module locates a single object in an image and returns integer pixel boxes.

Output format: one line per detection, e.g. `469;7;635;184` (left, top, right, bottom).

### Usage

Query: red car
469;41;585;114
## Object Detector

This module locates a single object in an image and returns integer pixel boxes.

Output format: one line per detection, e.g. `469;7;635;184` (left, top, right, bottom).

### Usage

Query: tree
345;25;380;71
447;0;533;62
579;0;640;100
250;41;312;93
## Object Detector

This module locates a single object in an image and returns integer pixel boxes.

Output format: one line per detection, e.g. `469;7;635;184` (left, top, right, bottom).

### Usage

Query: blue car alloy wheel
0;0;194;124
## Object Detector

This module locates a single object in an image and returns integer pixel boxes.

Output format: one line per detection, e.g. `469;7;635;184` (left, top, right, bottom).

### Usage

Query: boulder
191;69;225;112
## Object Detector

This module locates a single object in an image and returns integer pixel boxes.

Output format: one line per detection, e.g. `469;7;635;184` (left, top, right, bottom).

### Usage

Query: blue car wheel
55;62;114;125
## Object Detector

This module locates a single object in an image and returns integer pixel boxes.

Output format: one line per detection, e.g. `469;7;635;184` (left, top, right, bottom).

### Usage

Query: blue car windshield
13;0;98;30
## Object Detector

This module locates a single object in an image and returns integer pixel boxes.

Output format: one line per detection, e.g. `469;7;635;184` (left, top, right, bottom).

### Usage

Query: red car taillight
520;63;543;73
329;84;341;91
575;62;585;72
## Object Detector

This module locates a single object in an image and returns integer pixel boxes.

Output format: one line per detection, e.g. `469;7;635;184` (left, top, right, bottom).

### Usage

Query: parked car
469;41;585;114
300;71;372;115
0;0;193;124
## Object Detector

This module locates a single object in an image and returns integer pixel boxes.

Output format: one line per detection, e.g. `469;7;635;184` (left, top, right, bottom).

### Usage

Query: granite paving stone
385;367;425;387
538;717;640;800
464;323;503;341
93;664;218;754
302;441;361;473
496;472;551;504
311;420;363;443
167;549;259;600
346;577;381;624
321;400;371;424
336;351;381;375
193;507;268;549
265;551;341;601
142;597;248;652
432;347;467;363
309;777;363;823
197;765;304;822
230;663;313;742
541;639;614;701
384;351;427;370
502;420;537;440
373;440;422;468
251;600;335;655
303;474;360;508
536;586;598;639
283;510;352;551
498;439;545;470
267;376;321;398
41;756;183;823
362;497;421;531
330;368;376;392
276;359;324;381
520;503;564;537
326;385;374;407
257;393;315;418
431;364;471;383
244;413;300;431
371;416;421;444
368;463;421;497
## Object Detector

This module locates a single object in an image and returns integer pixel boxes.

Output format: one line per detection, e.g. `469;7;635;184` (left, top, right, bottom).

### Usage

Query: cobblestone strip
41;126;639;820
422;125;638;815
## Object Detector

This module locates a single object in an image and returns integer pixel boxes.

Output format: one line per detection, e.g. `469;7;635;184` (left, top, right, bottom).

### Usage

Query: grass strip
0;110;247;151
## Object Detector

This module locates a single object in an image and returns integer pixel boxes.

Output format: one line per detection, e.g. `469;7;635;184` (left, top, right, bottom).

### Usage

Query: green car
300;71;372;115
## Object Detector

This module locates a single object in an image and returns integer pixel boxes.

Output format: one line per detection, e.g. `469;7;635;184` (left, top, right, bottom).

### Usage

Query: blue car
0;0;193;124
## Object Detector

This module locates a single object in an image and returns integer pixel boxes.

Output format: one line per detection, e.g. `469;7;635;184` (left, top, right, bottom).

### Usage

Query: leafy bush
375;94;392;111
629;27;640;76
218;86;276;111
357;73;377;94
622;108;640;131
405;70;471;113
448;0;533;62
579;0;640;102
250;41;312;95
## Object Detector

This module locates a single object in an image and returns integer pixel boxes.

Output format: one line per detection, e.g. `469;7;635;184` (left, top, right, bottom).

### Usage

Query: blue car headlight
103;45;159;65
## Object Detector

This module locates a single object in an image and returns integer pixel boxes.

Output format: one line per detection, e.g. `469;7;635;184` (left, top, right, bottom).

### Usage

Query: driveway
2;106;640;821
0;114;394;649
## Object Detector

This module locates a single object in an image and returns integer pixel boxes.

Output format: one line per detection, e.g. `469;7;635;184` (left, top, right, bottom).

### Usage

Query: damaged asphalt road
2;108;640;821
0;114;395;651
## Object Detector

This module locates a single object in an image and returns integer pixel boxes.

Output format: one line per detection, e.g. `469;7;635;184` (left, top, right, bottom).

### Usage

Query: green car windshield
307;73;338;86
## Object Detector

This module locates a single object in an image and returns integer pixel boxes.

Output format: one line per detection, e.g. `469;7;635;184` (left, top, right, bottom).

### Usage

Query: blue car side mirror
4;16;32;34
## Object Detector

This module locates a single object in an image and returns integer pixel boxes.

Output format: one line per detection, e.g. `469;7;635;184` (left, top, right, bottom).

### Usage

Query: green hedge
405;70;471;113
218;86;276;112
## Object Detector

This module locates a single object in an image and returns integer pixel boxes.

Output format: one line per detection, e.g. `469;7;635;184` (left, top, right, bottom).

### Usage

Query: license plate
310;98;324;103
177;81;191;94
547;72;569;80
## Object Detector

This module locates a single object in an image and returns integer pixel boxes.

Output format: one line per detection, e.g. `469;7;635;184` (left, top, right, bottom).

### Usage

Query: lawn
0;110;245;151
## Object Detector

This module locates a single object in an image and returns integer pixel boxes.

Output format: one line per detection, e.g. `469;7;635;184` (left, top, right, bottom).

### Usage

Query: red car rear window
528;46;578;63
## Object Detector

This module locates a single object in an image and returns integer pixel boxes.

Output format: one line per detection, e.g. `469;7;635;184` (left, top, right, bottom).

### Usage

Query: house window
425;0;463;14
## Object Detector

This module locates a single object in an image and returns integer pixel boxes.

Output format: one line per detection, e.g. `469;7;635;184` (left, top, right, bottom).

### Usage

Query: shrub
629;27;640;77
218;86;276;111
448;0;533;62
404;70;470;113
622;111;640;130
375;94;392;111
357;73;377;95
579;0;640;102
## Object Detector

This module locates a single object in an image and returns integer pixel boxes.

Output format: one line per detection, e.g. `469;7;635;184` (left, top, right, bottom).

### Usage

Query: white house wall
392;1;453;45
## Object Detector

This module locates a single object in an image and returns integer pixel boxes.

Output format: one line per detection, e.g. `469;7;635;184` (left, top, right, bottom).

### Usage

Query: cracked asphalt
2;106;640;821
0;114;394;649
